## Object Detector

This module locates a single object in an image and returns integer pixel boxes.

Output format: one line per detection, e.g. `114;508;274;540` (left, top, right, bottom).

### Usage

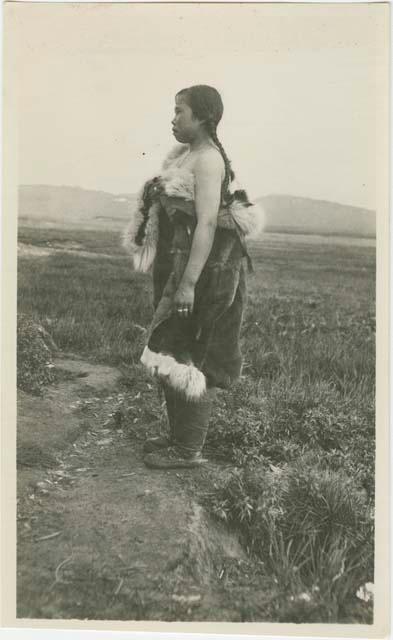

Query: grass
206;461;373;621
18;227;150;365
18;226;125;255
17;224;375;622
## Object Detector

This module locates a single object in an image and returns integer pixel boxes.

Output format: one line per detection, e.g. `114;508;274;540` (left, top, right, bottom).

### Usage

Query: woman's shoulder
193;146;225;180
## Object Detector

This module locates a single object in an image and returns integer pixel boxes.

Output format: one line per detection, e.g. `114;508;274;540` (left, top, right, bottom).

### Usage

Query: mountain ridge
18;184;376;237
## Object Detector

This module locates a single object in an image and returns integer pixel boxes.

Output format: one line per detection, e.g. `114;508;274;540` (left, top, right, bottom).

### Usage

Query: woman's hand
173;281;195;318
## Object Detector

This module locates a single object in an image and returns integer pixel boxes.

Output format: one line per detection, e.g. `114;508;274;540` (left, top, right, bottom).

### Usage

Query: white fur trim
160;167;195;201
123;200;160;272
140;346;206;400
230;201;266;240
132;244;156;273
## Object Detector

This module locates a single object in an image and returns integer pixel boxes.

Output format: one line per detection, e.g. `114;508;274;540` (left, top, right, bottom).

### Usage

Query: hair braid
207;122;235;205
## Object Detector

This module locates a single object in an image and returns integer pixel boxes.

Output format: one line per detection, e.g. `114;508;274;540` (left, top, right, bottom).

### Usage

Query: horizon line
18;182;376;214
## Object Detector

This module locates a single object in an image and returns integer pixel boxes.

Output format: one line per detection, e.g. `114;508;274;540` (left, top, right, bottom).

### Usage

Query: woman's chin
172;131;185;143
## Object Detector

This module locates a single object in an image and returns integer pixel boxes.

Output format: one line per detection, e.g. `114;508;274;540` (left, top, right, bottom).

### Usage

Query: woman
123;85;264;469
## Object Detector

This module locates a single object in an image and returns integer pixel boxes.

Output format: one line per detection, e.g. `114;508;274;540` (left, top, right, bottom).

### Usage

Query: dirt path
17;357;264;622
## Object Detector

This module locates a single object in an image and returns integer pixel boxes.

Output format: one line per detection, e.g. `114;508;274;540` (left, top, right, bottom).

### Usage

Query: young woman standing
124;85;264;469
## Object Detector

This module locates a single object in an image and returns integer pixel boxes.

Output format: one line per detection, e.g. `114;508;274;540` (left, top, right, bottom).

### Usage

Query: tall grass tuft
208;460;374;621
17;314;56;395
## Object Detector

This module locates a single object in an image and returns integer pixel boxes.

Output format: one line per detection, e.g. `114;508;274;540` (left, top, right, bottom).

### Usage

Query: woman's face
171;95;203;143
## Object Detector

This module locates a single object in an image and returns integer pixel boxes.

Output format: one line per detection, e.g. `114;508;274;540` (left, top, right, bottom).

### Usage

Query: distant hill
259;194;375;237
18;185;375;237
18;185;136;230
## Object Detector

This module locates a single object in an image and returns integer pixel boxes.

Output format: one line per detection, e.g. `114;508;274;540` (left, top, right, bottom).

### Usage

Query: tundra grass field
17;224;376;622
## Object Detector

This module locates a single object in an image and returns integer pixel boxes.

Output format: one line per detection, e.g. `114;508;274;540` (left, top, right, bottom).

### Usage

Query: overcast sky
13;3;386;209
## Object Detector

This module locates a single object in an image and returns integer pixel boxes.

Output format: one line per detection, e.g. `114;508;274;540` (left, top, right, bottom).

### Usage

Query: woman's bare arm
173;151;224;316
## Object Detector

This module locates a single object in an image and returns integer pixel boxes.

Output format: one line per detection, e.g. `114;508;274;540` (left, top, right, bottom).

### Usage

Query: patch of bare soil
17;357;266;622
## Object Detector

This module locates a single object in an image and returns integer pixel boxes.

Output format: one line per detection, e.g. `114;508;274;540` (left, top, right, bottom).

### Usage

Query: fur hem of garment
140;346;207;400
122;144;265;272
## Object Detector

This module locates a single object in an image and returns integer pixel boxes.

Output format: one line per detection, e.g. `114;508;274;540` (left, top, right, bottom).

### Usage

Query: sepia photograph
2;1;390;634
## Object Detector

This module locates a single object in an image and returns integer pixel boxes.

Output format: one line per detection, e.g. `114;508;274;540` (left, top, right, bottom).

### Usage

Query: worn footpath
17;356;269;622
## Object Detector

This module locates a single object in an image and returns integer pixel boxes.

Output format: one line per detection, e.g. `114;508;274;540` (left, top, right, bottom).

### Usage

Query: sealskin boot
172;388;216;456
143;383;177;453
143;388;216;469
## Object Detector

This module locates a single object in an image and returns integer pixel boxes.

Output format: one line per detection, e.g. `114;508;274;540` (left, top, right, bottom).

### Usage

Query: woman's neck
188;131;214;152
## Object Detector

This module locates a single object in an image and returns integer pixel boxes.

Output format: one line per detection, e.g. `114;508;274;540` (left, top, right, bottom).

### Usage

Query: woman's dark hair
176;84;235;204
